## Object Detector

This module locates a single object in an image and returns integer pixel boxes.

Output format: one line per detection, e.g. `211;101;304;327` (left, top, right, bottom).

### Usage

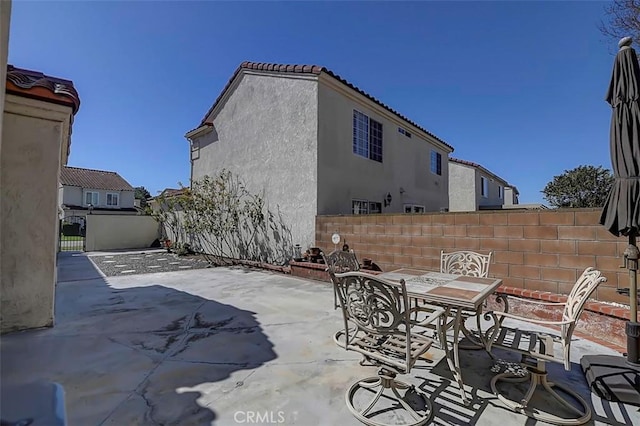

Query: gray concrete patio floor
1;252;638;425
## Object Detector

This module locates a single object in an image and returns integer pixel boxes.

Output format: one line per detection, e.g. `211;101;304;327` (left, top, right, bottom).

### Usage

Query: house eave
184;122;213;140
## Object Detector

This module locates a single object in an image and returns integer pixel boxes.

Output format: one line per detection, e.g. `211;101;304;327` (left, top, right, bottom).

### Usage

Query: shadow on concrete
1;252;277;425
421;341;637;426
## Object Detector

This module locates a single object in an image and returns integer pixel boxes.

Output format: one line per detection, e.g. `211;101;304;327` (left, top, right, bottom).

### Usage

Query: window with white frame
430;151;442;175
404;204;425;213
106;192;119;207
353;110;383;162
352;199;382;215
352;199;369;215
84;191;98;206
481;176;489;197
498;186;503;199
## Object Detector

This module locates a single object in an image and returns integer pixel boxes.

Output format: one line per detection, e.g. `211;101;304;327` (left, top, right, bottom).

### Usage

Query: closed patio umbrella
600;36;640;366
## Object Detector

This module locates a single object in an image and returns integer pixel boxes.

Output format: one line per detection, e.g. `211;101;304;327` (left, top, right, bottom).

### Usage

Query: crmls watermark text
234;411;286;424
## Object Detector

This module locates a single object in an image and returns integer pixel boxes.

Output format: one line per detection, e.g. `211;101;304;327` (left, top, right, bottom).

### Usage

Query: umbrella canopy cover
601;37;640;237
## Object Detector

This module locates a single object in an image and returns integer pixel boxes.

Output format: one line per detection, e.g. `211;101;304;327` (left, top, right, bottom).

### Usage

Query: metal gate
59;215;86;251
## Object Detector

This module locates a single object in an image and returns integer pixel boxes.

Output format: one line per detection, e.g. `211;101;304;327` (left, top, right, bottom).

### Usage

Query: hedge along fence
316;208;634;306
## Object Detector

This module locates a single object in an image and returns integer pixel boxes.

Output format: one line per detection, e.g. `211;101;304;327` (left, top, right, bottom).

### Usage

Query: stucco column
1;96;72;333
0;0;11;197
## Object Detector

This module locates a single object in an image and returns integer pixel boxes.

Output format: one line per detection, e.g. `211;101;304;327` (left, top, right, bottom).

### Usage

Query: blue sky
8;1;616;204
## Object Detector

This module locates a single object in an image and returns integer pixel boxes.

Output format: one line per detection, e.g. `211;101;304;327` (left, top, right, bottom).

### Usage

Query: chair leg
491;366;591;425
345;368;433;426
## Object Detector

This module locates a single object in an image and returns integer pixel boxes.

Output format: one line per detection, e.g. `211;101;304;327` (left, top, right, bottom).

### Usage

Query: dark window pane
370;119;383;162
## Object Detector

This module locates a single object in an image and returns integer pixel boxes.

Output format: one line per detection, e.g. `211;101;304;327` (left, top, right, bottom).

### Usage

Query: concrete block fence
315;208;635;307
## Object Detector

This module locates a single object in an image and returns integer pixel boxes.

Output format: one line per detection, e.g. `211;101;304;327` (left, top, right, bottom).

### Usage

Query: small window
481;177;489;198
404;204;425;213
352;199;382;215
430;151;442;175
498;186;503;199
398;127;412;138
84;191;98;206
352;199;369;215
106;193;119;207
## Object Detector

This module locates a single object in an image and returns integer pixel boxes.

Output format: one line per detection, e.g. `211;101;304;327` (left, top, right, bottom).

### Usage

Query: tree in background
542;165;614;208
599;1;640;48
134;186;152;208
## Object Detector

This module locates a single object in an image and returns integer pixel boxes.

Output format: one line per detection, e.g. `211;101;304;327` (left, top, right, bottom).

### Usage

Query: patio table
378;268;503;406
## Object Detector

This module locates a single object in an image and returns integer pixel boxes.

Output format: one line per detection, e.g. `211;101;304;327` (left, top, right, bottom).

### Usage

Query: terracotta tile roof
60;166;134;191
159;188;188;197
6;65;80;114
199;61;453;151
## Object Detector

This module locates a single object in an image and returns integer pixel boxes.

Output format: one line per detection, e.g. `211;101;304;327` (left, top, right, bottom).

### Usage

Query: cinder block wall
316;208;630;305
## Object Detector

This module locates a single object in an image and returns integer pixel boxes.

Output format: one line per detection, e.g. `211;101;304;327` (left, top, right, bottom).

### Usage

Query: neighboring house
185;61;454;248
147;187;188;212
59;166;136;217
2;61;81;332
448;157;519;212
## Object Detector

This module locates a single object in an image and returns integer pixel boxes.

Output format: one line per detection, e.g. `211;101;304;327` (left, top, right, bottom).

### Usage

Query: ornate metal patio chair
440;250;495;348
485;267;607;425
332;271;443;426
322;250;360;309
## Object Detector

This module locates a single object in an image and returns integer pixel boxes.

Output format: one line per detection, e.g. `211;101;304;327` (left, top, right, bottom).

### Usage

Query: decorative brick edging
497;286;637;321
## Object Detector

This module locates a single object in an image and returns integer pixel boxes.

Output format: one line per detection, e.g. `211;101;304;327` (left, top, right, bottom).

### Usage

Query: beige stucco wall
477;171;508;208
193;71;319;249
504;186;519;205
317;75;450;216
448;161;476;212
0;0;11;287
1;94;72;333
0;0;10;146
85;215;159;251
449;161;512;211
61;185;135;209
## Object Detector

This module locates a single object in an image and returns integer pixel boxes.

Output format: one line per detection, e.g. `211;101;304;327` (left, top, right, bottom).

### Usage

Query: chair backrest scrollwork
323;250;360;276
559;267;607;365
334;272;413;370
441;250;492;278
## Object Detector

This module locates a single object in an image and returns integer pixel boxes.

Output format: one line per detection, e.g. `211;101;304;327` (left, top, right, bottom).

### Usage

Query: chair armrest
411;305;446;327
489;310;573;326
500;294;565;307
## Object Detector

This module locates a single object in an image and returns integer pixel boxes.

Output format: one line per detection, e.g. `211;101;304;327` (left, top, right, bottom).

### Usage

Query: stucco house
59;166;137;217
1;60;81;332
448;157;519;212
185;61;454;249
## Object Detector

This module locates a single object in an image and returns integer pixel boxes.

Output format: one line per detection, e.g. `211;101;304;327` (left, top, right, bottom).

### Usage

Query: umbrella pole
626;234;640;365
630;235;638;322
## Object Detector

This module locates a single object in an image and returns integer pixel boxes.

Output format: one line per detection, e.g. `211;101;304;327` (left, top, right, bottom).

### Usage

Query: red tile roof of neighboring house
60;166;134;191
159;188;189;197
198;61;453;151
5;65;81;114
